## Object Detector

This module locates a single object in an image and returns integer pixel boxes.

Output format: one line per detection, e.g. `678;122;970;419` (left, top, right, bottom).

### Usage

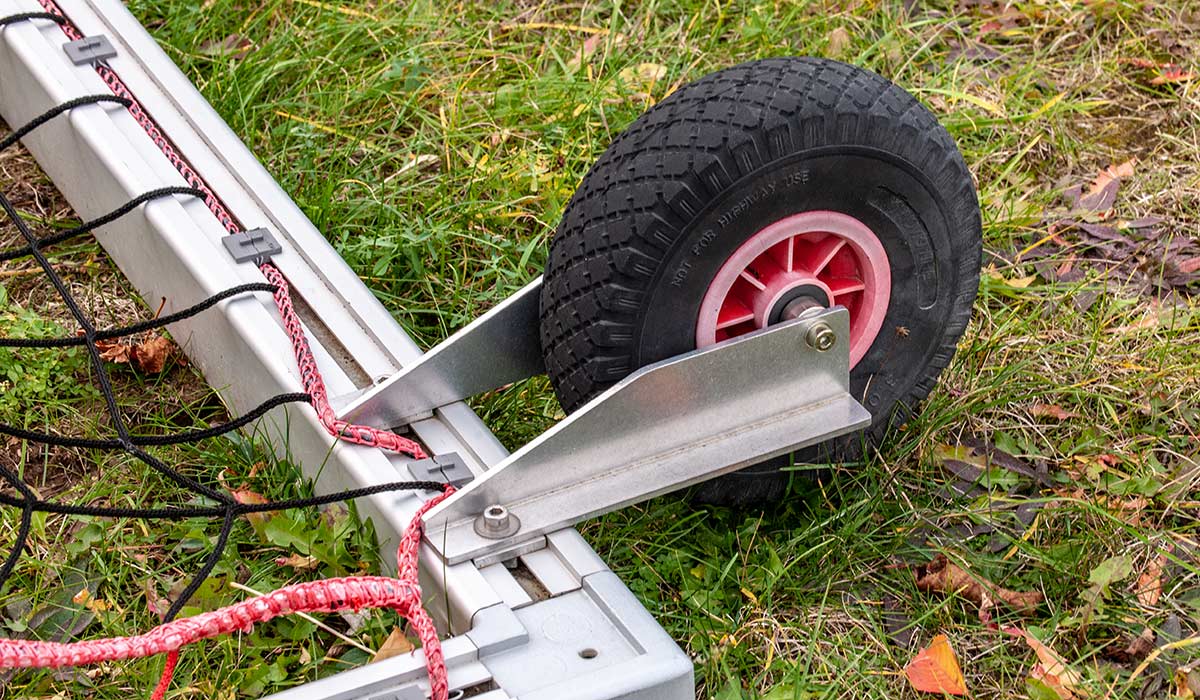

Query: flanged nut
805;321;837;352
474;504;521;539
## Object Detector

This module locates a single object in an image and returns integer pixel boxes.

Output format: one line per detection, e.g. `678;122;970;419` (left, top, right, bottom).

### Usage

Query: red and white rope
0;486;454;699
0;1;450;696
31;0;428;461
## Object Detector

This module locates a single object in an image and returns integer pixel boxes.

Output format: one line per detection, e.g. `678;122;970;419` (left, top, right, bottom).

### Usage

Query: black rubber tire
539;57;982;506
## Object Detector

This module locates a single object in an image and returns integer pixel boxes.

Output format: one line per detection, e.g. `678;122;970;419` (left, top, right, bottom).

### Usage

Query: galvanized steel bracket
421;305;872;565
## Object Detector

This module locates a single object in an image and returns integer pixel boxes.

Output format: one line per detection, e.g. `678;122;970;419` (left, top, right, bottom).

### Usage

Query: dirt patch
0;437;94;499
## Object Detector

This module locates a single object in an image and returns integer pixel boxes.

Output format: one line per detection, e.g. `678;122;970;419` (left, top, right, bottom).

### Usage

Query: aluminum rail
0;1;693;697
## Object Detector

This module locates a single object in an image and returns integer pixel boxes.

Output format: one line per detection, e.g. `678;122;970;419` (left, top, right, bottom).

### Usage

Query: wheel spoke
825;276;866;296
738;269;767;291
768;237;794;273
796;236;847;275
716;297;755;330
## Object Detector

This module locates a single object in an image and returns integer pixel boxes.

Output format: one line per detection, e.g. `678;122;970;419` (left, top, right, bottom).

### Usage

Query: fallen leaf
372;626;416;662
1135;552;1168;607
95;338;133;364
1082;554;1134;614
1105;626;1156;664
1030;404;1079;421
1078;158;1136;213
1004;626;1085;697
132;334;176;373
617;63;667;92
827;27;852;59
1031;664;1077;699
144;580;169;620
566;32;609;73
915;554;1044;618
905;634;968;696
221;475;271;536
1176;664;1199;698
1120;57;1159;69
275;553;319;571
1074;554;1135;639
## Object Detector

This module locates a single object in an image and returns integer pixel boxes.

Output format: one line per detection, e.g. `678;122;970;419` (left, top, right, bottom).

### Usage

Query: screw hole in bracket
578;648;598;660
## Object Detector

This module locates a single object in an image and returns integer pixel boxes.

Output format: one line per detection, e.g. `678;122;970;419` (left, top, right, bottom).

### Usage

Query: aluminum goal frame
0;0;694;697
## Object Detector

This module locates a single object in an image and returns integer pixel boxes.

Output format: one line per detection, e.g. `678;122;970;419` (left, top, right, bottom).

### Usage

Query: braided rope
3;1;451;695
30;0;427;461
260;264;427;457
0;487;454;700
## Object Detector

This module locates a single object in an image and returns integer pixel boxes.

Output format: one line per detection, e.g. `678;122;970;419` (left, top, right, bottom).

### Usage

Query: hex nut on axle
474;504;521;539
805;321;836;352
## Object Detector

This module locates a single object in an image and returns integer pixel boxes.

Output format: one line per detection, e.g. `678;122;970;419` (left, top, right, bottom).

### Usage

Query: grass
2;0;1199;698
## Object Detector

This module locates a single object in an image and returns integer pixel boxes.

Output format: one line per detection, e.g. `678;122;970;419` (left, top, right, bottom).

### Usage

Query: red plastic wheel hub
695;211;891;367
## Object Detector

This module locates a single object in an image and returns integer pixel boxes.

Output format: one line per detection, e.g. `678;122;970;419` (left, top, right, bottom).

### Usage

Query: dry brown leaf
199;34;253;60
132;334;176;373
223;478;271;533
617;62;667;93
1003;626;1085;697
1031;663;1077;699
372;626;416;662
1030;403;1079;421
95;338;133;364
915;554;1044;617
904;634;968;696
827;27;852;59
1086;158;1136;199
275;553;319;571
1136;552;1168;607
144;579;169;620
1120;57;1159;69
1120;627;1156;663
1176;664;1199;699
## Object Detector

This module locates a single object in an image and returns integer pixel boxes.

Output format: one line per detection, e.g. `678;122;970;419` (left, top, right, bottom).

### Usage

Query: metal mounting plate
337;278;545;428
423;307;872;565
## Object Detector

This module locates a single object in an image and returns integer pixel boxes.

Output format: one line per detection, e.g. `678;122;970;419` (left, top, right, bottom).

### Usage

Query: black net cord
0;12;65;28
0;71;441;630
0;186;206;263
0;282;279;347
0;95;130;154
0;479;448;520
0;391;312;449
0;186;230;501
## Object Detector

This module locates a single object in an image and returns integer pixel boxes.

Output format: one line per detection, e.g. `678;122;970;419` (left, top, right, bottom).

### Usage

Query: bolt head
806;322;837;352
481;505;510;532
474;504;521;539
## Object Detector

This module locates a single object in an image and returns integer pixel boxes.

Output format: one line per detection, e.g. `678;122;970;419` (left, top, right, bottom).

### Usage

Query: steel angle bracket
336;278;545;427
423;306;873;566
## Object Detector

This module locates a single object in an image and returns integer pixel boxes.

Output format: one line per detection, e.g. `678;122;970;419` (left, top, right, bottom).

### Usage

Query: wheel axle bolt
806;322;836;352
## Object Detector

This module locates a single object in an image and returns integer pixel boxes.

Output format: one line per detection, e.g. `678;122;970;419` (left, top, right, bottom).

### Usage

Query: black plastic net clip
222;227;282;265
